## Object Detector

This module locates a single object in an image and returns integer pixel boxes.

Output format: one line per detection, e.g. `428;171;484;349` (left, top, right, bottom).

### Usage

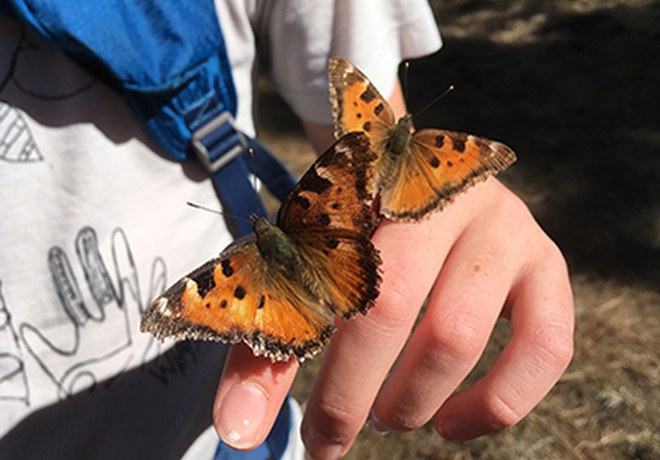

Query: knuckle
483;391;526;431
531;324;575;372
425;308;485;364
538;237;566;265
492;187;531;222
311;398;362;442
372;268;421;330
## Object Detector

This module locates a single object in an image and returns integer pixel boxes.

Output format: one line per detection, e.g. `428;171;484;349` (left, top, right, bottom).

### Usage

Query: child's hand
212;178;574;459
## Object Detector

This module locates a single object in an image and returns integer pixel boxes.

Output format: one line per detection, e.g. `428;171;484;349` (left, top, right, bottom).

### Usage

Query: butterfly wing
328;57;395;142
378;129;517;220
329;57;517;221
140;242;337;363
278;131;382;320
141;132;382;364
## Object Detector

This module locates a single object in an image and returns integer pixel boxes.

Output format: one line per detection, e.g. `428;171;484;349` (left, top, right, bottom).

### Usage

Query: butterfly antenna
411;84;455;122
186;201;251;224
247;148;261;214
402;61;411;112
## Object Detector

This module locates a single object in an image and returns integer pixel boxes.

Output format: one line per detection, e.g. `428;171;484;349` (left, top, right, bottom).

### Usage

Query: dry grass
257;0;660;458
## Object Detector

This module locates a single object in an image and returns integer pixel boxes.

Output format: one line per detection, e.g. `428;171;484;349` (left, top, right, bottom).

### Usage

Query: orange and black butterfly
140;132;381;364
329;57;517;221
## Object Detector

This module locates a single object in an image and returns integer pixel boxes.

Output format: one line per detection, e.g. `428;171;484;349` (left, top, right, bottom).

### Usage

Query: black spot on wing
188;260;218;297
297;166;332;194
220;299;228;308
429;157;440;168
434;135;445;148
221;259;234;277
317;146;351;168
325;238;339;249
363;121;372;132
359;86;377;103
234;285;246;300
318;213;331;227
374;103;384;116
292;194;311;210
451;133;468;153
257;295;265;309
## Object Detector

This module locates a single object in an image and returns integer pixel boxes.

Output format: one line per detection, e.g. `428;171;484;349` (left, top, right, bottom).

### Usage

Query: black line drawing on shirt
0;26;95;102
0;101;43;163
19;226;168;399
0;281;29;405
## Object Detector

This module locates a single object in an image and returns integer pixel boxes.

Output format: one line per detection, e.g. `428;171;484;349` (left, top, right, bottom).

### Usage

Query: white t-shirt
0;1;440;458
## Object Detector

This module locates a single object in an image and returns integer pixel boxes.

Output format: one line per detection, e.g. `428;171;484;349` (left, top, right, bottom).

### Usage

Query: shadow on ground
410;1;660;290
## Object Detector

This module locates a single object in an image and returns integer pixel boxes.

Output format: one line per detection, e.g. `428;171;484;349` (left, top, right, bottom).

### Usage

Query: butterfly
140;132;382;364
328;57;517;221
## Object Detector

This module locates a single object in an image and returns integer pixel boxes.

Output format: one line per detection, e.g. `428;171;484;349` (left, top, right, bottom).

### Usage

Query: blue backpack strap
7;0;297;237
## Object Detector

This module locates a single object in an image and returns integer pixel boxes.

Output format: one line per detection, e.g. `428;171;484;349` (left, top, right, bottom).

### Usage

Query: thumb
213;344;298;450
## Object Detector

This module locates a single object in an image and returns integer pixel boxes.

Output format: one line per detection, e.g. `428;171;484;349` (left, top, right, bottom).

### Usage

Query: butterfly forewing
278;132;381;319
329;57;395;141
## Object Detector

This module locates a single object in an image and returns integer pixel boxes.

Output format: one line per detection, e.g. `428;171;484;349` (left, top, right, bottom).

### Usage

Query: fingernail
216;382;268;449
365;411;389;436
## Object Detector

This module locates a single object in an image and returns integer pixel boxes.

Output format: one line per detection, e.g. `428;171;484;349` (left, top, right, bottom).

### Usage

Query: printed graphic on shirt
0;27;96;165
19;227;167;399
0;226;205;411
0;101;42;163
0;282;28;405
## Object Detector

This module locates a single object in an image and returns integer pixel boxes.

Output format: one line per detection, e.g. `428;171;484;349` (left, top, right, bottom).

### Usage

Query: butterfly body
141;132;382;363
383;114;414;157
252;216;302;279
329;57;517;221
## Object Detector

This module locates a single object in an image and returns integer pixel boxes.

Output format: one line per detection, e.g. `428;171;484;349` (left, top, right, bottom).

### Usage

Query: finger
110;227;139;306
48;245;87;326
213;344;298;450
369;204;526;432
147;257;168;310
435;239;574;440
76;226;114;315
301;207;467;459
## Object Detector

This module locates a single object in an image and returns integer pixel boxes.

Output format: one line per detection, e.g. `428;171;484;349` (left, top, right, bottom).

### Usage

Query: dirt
256;1;660;458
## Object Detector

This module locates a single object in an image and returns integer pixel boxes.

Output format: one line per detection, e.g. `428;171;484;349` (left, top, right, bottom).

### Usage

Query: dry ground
256;1;659;458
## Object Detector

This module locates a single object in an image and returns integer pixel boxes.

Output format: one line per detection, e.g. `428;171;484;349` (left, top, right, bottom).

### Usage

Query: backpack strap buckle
190;111;246;174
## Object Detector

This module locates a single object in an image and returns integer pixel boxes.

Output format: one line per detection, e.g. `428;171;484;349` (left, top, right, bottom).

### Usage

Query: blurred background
257;1;659;458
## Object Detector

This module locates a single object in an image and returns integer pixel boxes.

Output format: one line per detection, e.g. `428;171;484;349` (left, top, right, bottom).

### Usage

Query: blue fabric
6;0;298;237
8;0;237;160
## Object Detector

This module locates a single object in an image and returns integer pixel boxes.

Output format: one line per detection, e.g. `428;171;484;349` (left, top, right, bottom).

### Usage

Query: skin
213;81;575;459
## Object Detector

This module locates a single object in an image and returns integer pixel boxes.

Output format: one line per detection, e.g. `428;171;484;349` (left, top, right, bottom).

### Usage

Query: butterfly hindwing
379;129;517;219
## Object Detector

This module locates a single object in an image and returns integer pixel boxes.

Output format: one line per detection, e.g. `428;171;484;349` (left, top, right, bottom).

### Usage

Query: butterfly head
386;114;414;156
